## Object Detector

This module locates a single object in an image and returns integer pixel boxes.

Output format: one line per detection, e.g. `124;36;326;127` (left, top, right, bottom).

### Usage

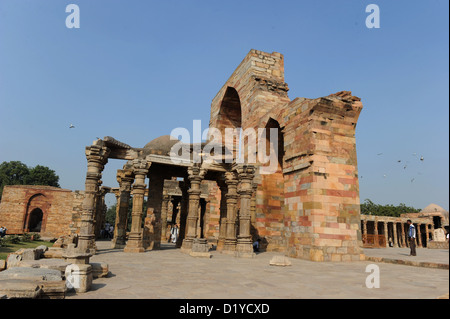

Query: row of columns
362;219;435;248
78;143;257;258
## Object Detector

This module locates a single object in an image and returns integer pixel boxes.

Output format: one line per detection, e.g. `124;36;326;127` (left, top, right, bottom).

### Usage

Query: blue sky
0;0;448;210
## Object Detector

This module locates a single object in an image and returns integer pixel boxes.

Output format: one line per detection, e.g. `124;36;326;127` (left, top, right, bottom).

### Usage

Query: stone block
0;267;63;282
0;279;42;299
269;255;292;266
35;245;49;257
21;248;40;261
90;262;109;278
65;264;93;293
43;247;64;259
0;260;6;271
17;259;70;276
6;254;22;268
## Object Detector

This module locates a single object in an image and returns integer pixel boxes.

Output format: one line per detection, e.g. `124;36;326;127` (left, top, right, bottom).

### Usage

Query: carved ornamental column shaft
235;164;256;257
181;165;206;251
224;171;238;252
112;169;133;248
216;179;228;251
124;160;150;253
78;143;110;254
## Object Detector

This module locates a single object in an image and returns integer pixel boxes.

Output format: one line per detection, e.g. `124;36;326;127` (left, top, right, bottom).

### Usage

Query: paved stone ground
67;241;449;299
363;247;449;266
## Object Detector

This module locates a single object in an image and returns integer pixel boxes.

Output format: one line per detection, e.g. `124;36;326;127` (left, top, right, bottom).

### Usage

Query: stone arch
263;117;285;171
28;208;43;232
23;193;50;233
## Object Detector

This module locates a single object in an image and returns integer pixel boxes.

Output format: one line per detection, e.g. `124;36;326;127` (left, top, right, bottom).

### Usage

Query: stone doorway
28;208;43;232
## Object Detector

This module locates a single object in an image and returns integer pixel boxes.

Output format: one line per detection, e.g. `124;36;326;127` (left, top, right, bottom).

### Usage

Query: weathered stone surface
269;255;292;267
65;264;93;293
0;260;6;271
6;254;22;268
21;248;40;261
0;267;63;282
0;294;7;299
189;251;212;258
428;241;449;249
16;259;70;276
43;247;64;259
0;279;42;299
35;245;49;256
90;262;109;278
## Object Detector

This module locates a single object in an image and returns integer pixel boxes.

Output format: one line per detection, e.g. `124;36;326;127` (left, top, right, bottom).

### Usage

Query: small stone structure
0;185;85;238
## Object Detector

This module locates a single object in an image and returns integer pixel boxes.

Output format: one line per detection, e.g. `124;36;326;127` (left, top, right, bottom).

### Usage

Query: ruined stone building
72;49;366;262
0;185;85;238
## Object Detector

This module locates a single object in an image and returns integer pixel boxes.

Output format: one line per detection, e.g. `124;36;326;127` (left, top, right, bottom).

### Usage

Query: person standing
407;220;416;256
171;224;179;244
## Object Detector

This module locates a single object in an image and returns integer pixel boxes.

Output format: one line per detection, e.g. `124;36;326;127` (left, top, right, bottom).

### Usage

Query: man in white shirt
407;220;416;256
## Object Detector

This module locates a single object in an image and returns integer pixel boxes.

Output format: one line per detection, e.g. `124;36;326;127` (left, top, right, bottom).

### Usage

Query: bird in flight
69;124;75;129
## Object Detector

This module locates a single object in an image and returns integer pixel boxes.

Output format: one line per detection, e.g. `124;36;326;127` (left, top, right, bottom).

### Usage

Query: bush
21;233;32;242
4;235;21;244
31;233;41;241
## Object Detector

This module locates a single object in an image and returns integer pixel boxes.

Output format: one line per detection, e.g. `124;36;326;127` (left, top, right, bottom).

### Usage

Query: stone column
124;160;150;253
250;182;258;240
111;169;133;249
362;219;367;245
223;171;239;253
430;224;435;241
181;164;206;252
176;182;189;248
78;142;110;255
383;222;388;248
393;222;398;248
374;218;379;247
160;193;171;242
402;223;408;247
417;223;422;248
216;178;228;251
235;164;256;258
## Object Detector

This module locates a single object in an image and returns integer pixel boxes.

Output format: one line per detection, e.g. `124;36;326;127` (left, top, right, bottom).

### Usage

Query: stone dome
143;135;180;156
420;203;447;214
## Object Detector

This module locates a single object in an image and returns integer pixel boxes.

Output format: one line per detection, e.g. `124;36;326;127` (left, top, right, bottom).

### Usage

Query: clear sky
0;0;448;210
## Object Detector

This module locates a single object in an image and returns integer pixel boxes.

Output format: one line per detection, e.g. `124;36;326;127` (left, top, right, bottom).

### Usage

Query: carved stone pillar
401;223;409;247
216;178;228;251
223;171;239;253
181;164;206;252
374;218;379;247
160;193;171;242
235;164;256;258
78;142;110;255
176;182;189;248
383;222;388;248
417;223;422;248
393;222;398;247
362;219;367;245
124;160;150;253
430;224;435;241
111;169;133;249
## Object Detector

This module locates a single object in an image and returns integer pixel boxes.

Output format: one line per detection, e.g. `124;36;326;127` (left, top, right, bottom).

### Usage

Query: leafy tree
28;165;60;187
360;198;421;217
0;161;60;200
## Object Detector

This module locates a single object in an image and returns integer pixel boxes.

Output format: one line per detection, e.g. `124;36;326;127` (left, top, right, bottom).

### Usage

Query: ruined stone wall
0;185;85;238
208;49;364;261
279;93;363;261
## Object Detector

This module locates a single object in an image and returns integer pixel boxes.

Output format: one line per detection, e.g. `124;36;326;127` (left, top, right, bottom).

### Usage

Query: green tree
0;161;60;200
360;198;421;217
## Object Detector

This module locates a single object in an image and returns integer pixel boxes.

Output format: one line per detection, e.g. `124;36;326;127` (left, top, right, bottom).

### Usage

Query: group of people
101;222;114;239
0;226;6;238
